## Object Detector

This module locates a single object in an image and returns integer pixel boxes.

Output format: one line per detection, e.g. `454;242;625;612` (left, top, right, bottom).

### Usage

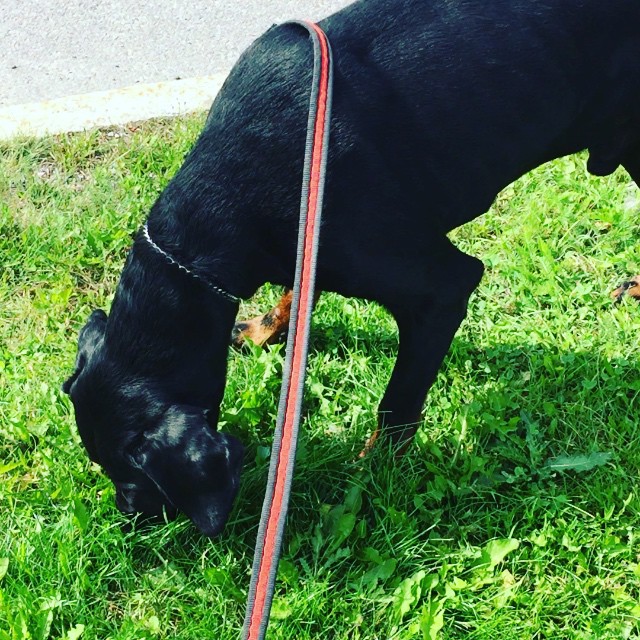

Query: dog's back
327;1;636;218
181;0;640;253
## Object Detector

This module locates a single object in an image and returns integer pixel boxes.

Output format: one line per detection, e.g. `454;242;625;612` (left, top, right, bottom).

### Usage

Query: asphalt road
2;0;352;107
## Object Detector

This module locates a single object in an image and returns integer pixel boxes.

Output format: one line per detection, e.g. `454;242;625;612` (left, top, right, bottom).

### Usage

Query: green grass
1;115;639;640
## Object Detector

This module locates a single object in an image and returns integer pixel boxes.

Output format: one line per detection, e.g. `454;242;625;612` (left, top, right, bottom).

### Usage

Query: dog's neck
103;238;238;411
141;221;241;304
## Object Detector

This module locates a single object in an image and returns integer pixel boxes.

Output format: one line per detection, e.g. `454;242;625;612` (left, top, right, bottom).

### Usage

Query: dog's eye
125;431;148;466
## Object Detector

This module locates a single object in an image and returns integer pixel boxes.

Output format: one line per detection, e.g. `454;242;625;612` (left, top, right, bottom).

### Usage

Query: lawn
1;115;639;640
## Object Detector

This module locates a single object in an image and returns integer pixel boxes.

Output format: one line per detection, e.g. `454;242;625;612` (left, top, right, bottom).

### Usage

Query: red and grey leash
242;20;333;640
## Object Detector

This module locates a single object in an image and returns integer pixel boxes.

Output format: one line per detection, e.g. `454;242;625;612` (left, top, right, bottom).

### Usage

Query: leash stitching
141;221;241;304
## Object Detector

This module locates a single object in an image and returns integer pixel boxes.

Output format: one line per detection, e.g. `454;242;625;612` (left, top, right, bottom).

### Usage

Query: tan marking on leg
358;419;420;458
358;427;380;459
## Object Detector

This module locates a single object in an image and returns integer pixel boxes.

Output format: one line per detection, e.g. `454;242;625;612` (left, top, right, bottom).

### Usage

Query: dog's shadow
124;311;639;567
222;307;638;541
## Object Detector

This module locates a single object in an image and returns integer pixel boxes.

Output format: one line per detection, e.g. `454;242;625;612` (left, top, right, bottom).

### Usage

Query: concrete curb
0;74;228;140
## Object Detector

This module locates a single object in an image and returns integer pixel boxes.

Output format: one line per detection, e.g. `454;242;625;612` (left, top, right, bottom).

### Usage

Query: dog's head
63;309;244;537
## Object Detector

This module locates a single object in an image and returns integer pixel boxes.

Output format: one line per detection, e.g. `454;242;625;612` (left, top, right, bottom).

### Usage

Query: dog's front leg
365;243;485;455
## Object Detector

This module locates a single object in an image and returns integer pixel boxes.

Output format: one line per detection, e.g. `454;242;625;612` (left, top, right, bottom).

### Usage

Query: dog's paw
230;315;287;348
611;276;640;303
231;292;293;349
230;321;250;348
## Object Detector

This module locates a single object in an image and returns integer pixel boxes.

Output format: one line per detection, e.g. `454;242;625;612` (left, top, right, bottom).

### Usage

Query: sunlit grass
1;116;639;639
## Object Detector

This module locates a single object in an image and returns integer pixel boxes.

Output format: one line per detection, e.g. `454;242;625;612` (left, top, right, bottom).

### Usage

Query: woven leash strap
241;20;333;640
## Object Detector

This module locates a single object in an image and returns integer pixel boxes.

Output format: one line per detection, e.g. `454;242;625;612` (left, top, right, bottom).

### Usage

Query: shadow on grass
142;319;640;559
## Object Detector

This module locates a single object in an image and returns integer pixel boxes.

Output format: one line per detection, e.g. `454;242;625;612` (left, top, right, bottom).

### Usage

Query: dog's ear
127;405;244;537
63;309;108;394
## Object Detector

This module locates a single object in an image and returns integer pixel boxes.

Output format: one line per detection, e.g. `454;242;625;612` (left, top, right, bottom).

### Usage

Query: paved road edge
0;74;228;140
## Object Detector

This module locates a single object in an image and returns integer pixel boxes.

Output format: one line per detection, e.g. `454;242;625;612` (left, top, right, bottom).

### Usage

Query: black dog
64;0;640;536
